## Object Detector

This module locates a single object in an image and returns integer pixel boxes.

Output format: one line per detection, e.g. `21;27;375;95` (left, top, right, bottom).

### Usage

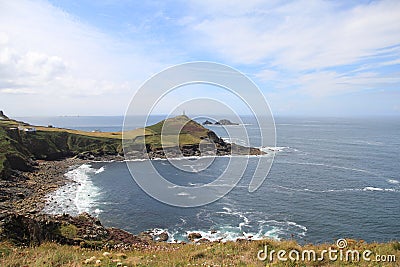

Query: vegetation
0;239;399;266
0;117;123;178
0;114;211;177
139;115;211;148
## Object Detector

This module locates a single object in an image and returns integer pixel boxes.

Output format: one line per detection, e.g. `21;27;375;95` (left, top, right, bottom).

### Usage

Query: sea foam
43;164;104;216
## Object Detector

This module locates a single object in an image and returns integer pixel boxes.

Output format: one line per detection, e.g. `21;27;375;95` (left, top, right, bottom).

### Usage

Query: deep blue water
37;116;400;244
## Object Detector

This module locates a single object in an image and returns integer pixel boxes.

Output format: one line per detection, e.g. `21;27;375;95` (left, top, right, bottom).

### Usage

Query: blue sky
0;0;399;116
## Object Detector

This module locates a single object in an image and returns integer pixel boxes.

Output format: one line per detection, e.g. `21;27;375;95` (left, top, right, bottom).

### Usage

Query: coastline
1;115;399;266
1;157;89;215
0;145;399;266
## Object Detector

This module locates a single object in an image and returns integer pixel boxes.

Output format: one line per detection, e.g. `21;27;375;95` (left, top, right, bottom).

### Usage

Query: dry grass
0;239;398;266
35;126;155;140
0;118;151;140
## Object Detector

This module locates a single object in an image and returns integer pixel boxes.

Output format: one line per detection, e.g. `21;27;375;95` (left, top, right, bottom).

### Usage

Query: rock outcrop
187;232;202;241
215;119;239;125
202;120;213;125
0;212;147;248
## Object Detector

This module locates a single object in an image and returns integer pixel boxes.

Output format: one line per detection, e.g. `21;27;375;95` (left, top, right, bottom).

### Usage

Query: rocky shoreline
0;154;260;248
0;114;267;248
0;158;88;215
0;156;160;249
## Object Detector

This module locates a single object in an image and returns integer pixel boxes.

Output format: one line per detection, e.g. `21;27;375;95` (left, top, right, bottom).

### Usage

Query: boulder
157;231;169;242
187;232;202;241
0;212;146;248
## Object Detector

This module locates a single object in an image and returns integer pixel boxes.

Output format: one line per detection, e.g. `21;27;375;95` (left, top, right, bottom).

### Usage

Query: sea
17;115;400;244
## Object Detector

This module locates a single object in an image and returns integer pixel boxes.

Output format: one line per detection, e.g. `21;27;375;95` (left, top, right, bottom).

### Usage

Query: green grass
0;118;124;177
142;115;210;149
0;115;216;177
0;240;398;266
59;224;78;239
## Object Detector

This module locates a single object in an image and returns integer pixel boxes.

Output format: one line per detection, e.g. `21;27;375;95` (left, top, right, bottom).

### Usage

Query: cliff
0;119;122;179
126;115;263;159
0;114;264;179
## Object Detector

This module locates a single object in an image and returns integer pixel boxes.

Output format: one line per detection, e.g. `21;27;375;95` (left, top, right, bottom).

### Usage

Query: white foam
286;221;308;232
174;218;307;243
274;184;399;193
260;146;289;152
388;179;400;185
216;207;250;232
363;187;383;191
362;187;396;192
95;166;105;174
149;228;174;242
43;164;102;216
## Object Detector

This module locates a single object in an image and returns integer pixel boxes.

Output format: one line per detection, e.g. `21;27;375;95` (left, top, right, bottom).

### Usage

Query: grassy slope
0;115;214;176
0;239;399;266
144;115;210;147
0;119;123;177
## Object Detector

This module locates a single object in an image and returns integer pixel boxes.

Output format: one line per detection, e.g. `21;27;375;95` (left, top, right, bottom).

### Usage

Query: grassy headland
0;113;263;178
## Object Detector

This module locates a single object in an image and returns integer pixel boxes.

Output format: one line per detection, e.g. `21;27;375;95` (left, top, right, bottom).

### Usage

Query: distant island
203;119;239;126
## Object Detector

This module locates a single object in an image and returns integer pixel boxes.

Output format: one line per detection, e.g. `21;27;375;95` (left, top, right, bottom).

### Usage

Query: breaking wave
43;164;105;216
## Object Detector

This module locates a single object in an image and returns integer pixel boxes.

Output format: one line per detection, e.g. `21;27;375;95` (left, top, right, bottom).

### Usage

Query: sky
0;0;399;117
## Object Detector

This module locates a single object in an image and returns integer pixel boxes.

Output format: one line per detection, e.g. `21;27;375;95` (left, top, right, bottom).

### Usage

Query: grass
0;118;125;176
59;224;78;240
142;115;210;148
0;118;150;140
0;239;398;266
0;115;214;179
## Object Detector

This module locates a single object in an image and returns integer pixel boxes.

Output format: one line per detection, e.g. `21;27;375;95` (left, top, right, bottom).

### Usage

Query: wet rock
188;232;202;241
157;231;169;242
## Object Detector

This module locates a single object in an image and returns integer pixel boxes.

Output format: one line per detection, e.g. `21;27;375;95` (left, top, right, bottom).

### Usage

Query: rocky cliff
0;123;122;180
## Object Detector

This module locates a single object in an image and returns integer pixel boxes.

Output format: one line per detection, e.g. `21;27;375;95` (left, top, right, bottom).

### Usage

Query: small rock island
202;119;239;126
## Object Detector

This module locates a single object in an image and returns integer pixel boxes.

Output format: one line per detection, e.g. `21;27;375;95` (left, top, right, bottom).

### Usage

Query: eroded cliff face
0;212;147;248
0;125;122;179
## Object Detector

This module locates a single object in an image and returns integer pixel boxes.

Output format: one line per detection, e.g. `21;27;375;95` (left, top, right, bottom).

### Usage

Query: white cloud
0;0;165;115
0;0;399;116
295;70;400;97
185;0;400;98
188;0;400;69
254;69;278;81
